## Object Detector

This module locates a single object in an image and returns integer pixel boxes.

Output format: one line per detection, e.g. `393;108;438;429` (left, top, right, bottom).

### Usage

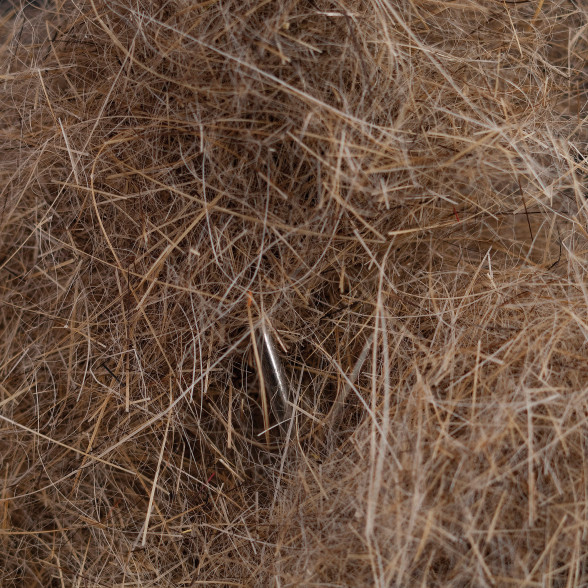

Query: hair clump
1;0;587;586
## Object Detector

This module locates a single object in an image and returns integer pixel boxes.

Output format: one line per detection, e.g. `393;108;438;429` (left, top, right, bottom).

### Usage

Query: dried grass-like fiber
1;0;588;585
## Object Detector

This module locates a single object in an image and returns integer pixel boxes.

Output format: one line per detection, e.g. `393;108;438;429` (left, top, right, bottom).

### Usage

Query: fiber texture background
1;0;588;586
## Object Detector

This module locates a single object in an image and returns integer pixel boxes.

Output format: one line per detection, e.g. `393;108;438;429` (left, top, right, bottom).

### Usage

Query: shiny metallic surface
257;322;292;429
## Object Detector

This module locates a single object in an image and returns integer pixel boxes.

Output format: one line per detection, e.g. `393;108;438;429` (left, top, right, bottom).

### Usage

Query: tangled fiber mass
1;0;588;585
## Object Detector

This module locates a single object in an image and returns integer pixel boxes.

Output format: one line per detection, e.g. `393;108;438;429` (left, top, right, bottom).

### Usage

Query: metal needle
257;321;293;431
